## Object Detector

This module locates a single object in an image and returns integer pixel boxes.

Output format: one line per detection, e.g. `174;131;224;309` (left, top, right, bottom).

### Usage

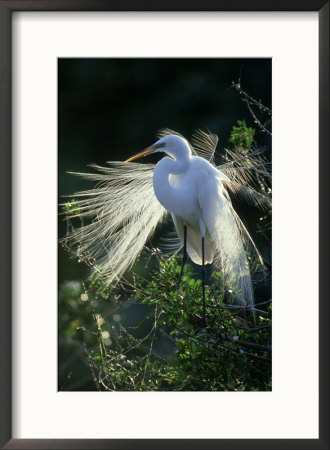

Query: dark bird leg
200;236;208;328
176;225;187;290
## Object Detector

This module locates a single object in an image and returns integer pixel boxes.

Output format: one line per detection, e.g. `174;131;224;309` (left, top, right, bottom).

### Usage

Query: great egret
64;129;270;326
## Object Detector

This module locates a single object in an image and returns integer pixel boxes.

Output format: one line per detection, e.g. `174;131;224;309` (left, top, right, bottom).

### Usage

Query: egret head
125;134;191;162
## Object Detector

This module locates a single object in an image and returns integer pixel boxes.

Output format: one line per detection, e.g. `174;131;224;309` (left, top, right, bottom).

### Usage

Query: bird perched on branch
64;129;271;326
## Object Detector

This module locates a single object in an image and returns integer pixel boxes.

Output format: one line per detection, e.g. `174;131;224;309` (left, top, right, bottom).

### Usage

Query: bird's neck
153;156;189;212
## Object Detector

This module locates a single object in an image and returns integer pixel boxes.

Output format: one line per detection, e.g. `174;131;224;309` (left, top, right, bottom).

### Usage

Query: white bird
65;129;270;326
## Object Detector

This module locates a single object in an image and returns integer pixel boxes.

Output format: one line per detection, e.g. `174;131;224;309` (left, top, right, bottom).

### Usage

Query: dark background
58;58;271;389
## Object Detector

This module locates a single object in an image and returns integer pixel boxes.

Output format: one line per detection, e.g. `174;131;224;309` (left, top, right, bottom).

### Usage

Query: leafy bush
228;120;255;151
63;251;272;392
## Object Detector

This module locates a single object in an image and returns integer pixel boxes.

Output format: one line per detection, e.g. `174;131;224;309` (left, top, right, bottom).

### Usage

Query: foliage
60;251;271;392
228;119;255;151
64;199;81;216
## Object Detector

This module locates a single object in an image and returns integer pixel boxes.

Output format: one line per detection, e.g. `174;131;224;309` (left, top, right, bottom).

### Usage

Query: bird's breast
153;157;211;222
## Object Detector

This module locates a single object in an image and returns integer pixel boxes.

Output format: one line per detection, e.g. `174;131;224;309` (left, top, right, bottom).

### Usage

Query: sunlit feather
65;162;166;284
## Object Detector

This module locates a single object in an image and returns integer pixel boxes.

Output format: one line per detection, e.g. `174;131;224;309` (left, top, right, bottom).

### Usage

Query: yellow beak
125;147;155;162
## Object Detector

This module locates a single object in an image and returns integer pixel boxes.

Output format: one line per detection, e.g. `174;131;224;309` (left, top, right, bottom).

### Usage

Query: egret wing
171;214;214;265
198;176;254;307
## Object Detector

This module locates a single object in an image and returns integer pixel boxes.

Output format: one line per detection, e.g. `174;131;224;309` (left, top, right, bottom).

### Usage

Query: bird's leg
176;225;187;290
200;236;208;328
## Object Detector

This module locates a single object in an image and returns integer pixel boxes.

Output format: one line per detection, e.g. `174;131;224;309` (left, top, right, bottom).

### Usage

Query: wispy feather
65;162;166;285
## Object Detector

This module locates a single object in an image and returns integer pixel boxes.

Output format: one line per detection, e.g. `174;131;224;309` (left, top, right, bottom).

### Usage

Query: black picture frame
0;1;328;449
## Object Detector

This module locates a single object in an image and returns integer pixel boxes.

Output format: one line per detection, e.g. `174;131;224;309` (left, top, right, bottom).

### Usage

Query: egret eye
153;142;167;150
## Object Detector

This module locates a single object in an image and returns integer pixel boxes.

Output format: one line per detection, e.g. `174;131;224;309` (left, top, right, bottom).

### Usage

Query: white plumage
64;129;271;312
